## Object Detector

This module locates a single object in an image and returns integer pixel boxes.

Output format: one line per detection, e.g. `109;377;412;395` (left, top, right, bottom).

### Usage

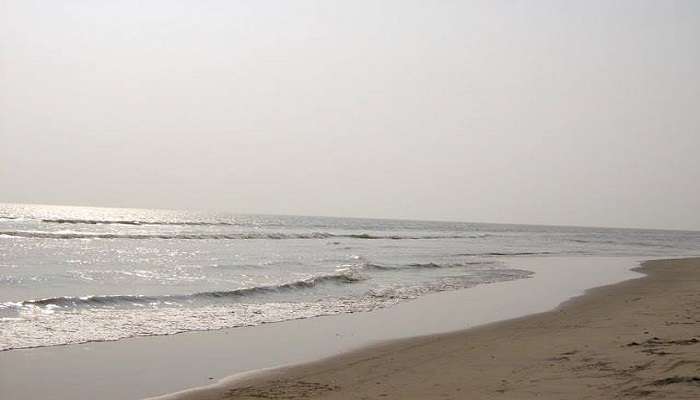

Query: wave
9;271;364;310
453;251;555;257
368;268;534;299
0;266;535;352
366;262;443;270
0;230;486;241
362;261;493;271
0;230;335;240
40;218;239;227
568;238;676;248
35;218;489;236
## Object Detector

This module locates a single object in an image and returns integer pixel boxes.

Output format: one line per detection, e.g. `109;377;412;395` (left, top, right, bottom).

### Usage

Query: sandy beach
162;257;700;399
4;2;699;399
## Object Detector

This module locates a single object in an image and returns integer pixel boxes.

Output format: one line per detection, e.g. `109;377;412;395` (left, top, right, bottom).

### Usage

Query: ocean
1;203;698;352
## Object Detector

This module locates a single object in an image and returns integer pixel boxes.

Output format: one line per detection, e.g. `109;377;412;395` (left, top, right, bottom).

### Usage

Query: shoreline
0;256;685;399
153;257;700;399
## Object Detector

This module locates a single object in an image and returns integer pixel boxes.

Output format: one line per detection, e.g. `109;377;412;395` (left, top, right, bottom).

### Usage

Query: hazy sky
1;1;699;230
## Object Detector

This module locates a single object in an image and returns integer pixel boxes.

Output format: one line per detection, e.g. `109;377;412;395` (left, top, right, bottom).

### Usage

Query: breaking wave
5;271;365;310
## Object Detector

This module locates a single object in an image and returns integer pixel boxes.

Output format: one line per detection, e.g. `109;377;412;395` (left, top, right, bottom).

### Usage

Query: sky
1;0;699;230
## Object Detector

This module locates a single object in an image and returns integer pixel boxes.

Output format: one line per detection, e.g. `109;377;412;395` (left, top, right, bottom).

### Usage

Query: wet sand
164;258;700;399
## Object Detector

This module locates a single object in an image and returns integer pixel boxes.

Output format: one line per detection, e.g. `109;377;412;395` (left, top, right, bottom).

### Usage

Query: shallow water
1;203;698;351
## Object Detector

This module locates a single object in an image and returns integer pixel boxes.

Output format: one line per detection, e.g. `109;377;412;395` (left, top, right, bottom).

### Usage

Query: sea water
1;203;697;351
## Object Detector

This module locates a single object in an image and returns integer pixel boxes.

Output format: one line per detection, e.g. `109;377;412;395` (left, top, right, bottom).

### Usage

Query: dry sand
169;258;700;399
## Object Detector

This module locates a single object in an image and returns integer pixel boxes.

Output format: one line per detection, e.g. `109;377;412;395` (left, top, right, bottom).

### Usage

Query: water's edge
0;256;677;400
143;256;649;400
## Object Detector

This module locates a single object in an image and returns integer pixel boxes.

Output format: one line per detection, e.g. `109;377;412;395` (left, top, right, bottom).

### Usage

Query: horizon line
1;201;697;233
